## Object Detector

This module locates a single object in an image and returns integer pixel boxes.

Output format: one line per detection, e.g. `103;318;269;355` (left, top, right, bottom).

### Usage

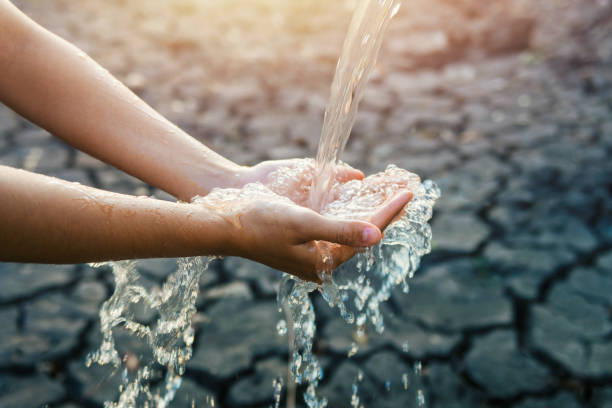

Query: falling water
310;0;401;211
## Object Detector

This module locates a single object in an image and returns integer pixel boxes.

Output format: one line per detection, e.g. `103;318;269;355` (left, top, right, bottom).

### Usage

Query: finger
294;212;382;247
287;243;325;283
335;164;365;183
369;190;413;231
288;242;356;283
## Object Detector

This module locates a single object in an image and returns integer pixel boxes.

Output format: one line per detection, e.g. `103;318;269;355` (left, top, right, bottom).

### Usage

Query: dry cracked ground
1;0;611;407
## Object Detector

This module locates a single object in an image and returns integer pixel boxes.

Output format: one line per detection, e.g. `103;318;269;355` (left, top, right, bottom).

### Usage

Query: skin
0;1;413;282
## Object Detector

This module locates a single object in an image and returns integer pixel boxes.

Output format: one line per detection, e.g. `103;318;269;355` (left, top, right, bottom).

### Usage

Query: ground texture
1;0;612;407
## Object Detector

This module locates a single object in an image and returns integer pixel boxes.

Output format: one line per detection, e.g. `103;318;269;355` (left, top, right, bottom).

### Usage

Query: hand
228;158;414;281
209;193;404;282
240;158;415;236
203;187;412;283
236;158;363;207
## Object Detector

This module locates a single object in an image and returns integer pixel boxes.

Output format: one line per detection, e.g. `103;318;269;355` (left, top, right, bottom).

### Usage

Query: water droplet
417;389;426;407
414;361;422;375
402;373;410;390
402;279;410;293
276;319;287;336
385;379;392;392
347;342;359;357
272;377;283;408
123;352;139;372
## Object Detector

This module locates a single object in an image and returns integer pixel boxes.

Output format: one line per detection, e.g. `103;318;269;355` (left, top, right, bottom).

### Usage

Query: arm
0;1;366;199
0;165;229;263
0;1;240;201
0;1;412;281
0;165;389;281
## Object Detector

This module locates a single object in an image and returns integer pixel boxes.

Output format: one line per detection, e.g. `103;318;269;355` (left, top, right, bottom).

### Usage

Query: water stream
310;0;401;212
87;0;439;406
279;0;439;406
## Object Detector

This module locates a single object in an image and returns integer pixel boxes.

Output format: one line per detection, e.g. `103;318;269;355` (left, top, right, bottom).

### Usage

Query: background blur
1;0;611;407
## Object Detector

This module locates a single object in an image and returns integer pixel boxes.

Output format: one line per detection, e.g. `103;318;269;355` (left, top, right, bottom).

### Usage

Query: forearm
0;1;242;201
0;165;229;263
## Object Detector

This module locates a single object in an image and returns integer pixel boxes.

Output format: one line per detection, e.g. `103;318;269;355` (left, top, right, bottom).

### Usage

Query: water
88;0;439;406
278;172;438;407
350;371;364;408
272;377;284;408
87;257;211;407
310;0;401;211
402;373;410;390
276;0;440;403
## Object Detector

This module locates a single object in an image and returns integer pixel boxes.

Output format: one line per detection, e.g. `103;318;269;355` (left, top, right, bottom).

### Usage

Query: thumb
297;214;382;247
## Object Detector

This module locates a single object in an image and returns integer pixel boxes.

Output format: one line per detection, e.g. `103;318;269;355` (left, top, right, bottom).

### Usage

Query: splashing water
278;170;438;407
350;370;365;408
87;257;212;407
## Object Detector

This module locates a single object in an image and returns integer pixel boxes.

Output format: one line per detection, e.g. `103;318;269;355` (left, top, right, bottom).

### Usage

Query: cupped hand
209;188;413;283
213;196;378;282
237;158;363;207
210;158;414;282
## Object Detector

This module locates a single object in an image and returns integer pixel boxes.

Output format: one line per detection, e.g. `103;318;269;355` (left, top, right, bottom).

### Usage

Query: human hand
239;158;414;231
201;186;412;283
236;158;363;207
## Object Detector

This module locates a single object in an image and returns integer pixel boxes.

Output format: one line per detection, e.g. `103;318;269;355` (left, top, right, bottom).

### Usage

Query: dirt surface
1;0;612;407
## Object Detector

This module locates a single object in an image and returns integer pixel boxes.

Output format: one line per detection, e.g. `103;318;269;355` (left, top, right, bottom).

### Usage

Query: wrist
184;202;237;256
171;155;246;202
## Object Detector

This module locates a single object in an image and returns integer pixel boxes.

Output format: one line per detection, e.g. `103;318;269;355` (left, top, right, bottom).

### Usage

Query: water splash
87;257;213;407
414;361;426;407
350;370;364;408
402;373;410;390
279;170;439;407
86;164;439;408
417;389;426;407
271;376;284;408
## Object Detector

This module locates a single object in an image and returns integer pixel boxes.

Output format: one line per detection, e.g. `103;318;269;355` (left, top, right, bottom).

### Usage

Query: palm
239;158;364;208
240;158;411;235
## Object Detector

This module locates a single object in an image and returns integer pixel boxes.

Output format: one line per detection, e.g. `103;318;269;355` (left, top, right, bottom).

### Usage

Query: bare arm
0;165;231;263
0;1;413;281
0;165;391;281
0;0;241;201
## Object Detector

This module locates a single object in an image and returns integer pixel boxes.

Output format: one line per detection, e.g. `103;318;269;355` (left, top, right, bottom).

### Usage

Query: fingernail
362;227;380;245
